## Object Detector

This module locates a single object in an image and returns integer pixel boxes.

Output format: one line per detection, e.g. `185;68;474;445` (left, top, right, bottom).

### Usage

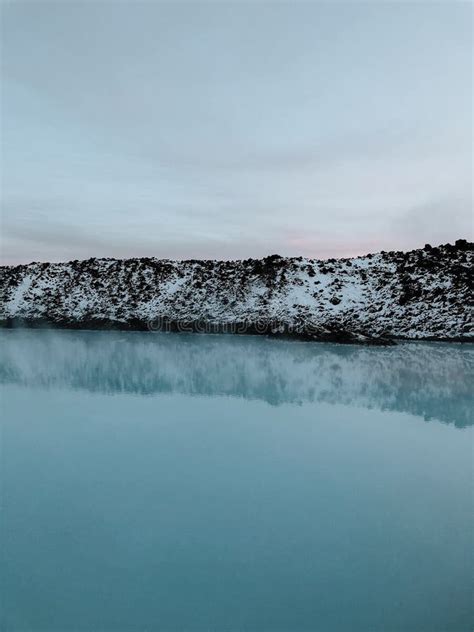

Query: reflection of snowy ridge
1;330;472;427
0;240;472;341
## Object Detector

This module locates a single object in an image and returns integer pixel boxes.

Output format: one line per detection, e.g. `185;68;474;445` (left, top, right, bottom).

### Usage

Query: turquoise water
1;330;472;631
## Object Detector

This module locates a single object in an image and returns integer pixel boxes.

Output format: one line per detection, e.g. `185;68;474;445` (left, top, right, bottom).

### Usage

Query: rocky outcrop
0;240;472;343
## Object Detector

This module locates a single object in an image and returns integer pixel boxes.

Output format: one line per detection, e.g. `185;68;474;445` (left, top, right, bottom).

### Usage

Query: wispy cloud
1;1;471;263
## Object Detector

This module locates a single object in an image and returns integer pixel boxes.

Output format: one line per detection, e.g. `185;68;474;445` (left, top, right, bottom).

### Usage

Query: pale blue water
0;330;472;631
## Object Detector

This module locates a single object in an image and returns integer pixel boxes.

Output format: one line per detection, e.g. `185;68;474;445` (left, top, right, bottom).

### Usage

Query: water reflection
0;329;472;427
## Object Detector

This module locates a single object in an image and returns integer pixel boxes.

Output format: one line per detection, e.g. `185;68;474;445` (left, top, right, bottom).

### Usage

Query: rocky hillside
0;240;472;343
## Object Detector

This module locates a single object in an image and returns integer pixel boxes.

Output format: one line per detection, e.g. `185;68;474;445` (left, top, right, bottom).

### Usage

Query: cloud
391;196;473;248
1;1;471;263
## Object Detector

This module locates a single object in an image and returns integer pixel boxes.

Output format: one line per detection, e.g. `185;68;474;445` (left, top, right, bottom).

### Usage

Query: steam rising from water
1;329;472;427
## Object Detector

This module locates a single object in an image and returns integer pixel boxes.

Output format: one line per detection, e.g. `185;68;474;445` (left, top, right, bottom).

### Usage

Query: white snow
1;242;472;341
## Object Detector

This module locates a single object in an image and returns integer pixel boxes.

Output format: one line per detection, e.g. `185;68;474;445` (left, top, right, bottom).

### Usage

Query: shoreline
2;317;473;345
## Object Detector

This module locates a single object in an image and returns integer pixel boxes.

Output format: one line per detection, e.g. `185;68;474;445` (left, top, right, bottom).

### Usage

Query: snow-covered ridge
1;240;472;342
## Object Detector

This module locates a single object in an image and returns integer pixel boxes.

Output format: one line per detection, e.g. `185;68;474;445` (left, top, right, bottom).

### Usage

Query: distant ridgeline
0;240;472;344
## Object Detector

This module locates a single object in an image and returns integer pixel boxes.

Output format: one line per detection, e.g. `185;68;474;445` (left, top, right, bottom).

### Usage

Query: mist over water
1;330;472;631
1;329;472;426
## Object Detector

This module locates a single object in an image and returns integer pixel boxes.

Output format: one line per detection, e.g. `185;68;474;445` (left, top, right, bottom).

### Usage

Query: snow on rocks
0;240;472;344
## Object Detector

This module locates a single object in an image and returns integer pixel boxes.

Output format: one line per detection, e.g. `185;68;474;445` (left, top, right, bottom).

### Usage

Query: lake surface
1;330;472;631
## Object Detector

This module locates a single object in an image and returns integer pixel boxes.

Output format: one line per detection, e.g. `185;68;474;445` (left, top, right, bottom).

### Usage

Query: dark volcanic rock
1;241;472;343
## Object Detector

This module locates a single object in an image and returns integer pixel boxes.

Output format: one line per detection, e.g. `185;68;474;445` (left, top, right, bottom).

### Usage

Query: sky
1;1;472;264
